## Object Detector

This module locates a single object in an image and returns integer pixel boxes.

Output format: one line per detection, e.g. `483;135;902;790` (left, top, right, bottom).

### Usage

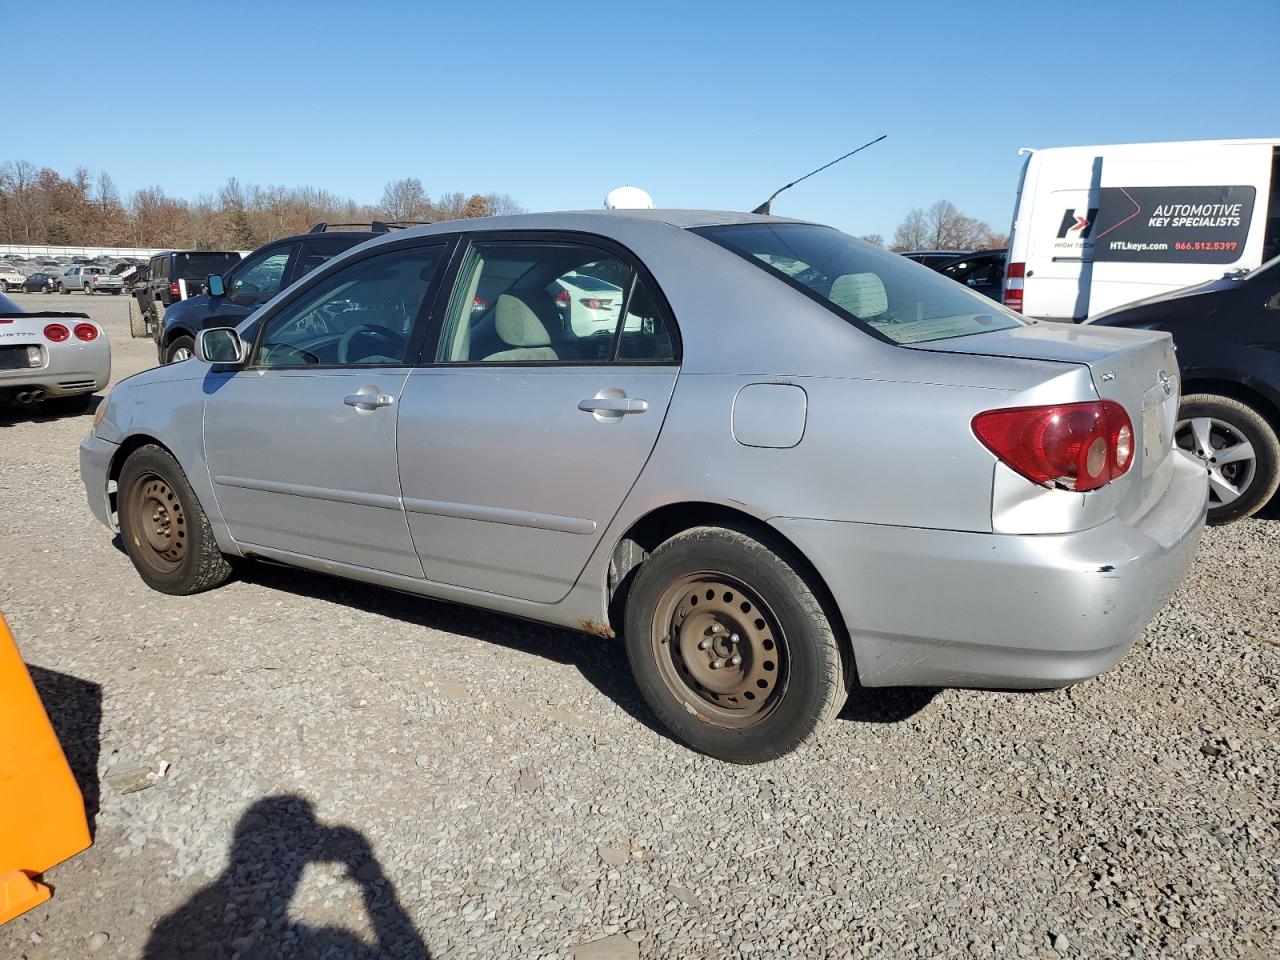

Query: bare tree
892;208;931;250
857;233;885;247
380;178;433;222
892;200;1004;252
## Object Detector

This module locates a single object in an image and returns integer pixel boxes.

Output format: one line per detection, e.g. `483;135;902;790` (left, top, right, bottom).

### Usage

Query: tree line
855;200;1008;252
0;161;522;250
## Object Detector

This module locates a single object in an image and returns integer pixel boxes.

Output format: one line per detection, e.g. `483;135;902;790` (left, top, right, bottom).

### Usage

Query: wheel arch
108;433;181;485
161;325;194;350
603;501;854;670
1181;374;1280;433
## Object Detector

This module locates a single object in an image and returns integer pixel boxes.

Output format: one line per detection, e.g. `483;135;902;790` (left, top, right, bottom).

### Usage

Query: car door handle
578;396;648;415
344;392;395;409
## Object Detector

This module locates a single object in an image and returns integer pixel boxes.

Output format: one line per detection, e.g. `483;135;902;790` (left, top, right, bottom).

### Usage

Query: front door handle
344;389;395;409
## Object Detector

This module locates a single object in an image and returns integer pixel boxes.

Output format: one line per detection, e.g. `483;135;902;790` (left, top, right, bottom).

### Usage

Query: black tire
1177;394;1280;524
128;297;149;338
623;525;851;763
83;285;92;295
165;335;195;364
59;283;69;294
42;393;92;416
117;444;233;595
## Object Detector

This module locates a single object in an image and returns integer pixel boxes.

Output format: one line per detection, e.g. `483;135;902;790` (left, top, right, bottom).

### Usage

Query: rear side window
435;240;676;364
696;224;1023;345
173;252;240;280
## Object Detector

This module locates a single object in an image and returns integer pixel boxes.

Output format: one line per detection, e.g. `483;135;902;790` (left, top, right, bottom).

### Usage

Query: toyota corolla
80;211;1207;762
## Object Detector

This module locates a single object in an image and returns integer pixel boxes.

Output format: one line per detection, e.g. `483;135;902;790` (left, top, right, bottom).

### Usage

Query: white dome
604;186;655;210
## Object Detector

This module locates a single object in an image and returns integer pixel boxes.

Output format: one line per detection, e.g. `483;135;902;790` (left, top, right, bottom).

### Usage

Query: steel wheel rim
1176;416;1256;506
127;473;187;573
651;573;787;727
171;346;192;362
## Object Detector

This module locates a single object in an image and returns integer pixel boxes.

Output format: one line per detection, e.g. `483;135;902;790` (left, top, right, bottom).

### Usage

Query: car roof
353;210;811;256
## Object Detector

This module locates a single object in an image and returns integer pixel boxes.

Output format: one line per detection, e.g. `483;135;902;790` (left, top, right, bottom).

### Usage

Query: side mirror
196;327;246;365
207;274;225;297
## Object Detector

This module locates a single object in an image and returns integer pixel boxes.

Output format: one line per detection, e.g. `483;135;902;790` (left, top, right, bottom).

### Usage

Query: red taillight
579;298;613;310
471;296;489;314
169;281;181;298
1003;261;1025;313
553;288;571;309
74;323;98;341
972;400;1134;492
43;323;70;342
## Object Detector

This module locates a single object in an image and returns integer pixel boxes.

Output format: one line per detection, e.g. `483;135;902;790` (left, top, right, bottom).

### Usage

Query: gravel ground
2;293;1277;959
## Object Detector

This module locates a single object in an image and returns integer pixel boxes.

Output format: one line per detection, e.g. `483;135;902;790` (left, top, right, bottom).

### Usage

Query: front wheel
1176;393;1280;524
117;444;233;595
59;284;69;294
165;335;195;364
624;525;851;763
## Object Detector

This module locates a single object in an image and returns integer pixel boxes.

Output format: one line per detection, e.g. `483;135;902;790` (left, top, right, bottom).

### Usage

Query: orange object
0;613;91;924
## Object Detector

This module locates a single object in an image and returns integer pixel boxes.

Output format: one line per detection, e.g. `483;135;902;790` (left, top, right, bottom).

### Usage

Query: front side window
253;244;445;368
696;224;1023;345
228;247;294;306
436;240;676;364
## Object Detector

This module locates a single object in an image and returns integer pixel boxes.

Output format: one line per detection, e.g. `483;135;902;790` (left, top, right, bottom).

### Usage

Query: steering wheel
337;323;406;364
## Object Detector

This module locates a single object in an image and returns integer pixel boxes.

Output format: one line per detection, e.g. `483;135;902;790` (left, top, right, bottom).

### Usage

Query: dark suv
153;226;395;364
141;250;243;326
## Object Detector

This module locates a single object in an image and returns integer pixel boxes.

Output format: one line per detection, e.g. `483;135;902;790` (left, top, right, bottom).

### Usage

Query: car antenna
752;134;887;215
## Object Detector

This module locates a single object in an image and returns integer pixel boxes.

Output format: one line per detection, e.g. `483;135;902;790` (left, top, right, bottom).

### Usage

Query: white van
1004;138;1280;320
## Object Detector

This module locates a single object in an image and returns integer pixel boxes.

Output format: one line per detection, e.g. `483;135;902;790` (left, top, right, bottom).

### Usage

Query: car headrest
494;292;555;347
829;272;888;318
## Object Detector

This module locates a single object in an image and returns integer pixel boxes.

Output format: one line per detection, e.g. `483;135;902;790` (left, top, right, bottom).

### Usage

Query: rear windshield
173;252;240;280
695;223;1024;345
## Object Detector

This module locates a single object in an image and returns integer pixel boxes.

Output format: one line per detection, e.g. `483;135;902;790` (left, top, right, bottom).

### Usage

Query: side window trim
245;237;456;371
417;229;681;368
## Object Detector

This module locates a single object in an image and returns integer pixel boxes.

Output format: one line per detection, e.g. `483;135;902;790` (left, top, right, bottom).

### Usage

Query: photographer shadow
144;794;429;959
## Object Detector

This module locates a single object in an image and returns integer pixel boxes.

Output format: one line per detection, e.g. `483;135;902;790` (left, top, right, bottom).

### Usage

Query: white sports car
0;291;110;414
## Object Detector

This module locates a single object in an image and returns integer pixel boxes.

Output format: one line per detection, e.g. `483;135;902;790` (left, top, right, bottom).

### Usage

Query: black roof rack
308;220;433;234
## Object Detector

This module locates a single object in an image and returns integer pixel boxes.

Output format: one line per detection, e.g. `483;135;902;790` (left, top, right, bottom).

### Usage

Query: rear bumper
79;432;118;531
771;451;1208;689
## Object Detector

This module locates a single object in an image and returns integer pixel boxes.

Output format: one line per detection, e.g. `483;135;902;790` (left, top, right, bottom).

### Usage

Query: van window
696;224;1022;345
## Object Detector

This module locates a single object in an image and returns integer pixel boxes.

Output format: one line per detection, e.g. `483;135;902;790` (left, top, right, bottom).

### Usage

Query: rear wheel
1176;393;1280;524
165;335;195;364
624;525;851;763
118;444;233;595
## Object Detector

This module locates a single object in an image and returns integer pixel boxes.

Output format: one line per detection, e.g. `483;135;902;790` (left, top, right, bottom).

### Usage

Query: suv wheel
1176;393;1280;524
59;283;69;294
165;335;195;364
117;444;233;595
624;525;852;763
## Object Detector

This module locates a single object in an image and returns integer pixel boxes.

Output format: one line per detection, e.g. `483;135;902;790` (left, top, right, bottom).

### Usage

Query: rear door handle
344;390;395;409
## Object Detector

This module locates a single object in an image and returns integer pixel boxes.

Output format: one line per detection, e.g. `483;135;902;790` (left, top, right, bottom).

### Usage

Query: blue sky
6;0;1277;238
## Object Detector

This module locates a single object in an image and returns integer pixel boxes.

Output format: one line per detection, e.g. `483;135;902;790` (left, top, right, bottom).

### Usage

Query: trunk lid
916;322;1182;523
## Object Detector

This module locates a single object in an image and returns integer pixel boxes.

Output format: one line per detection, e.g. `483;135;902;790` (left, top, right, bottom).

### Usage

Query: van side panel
1017;139;1279;321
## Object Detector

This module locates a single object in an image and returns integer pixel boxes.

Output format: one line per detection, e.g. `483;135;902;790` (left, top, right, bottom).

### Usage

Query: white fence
0;244;164;259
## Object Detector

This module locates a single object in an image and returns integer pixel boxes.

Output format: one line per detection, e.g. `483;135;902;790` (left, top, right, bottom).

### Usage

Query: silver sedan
79;211;1207;762
1;292;110;414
